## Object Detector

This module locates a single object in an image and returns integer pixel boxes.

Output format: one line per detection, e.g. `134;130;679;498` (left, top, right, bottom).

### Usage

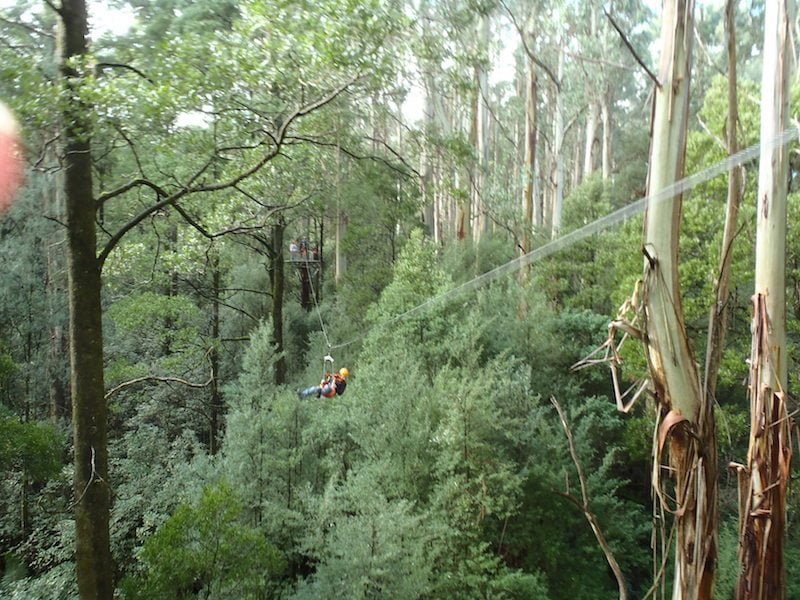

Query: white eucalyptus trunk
601;87;612;180
473;13;490;243
736;1;794;597
552;46;565;238
522;58;537;254
642;1;716;598
583;102;598;178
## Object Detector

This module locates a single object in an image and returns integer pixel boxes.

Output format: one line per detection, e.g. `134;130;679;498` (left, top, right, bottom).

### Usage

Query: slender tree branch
110;122;145;175
42;0;62;16
603;7;660;87
363;135;422;178
551;397;628;600
179;275;263;323
287;134;417;178
105;374;213;401
499;0;560;89
95;62;155;84
33;134;61;169
478;85;518;151
172;203;290;239
96;178;168;206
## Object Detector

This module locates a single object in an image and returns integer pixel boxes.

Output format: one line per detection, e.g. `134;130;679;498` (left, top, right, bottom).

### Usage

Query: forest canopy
0;0;798;599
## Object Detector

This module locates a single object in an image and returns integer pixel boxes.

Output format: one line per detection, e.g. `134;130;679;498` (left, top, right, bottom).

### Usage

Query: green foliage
120;482;284;600
106;292;202;358
540;174;641;316
5;0;796;598
110;425;212;577
1;562;76;600
714;517;740;598
0;416;63;479
489;569;551;599
296;467;434;599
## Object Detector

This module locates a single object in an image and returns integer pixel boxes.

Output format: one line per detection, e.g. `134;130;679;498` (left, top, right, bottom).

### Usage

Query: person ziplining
298;366;349;399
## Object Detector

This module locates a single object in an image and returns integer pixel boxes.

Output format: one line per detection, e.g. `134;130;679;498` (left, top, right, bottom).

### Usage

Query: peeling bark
642;1;717;598
736;1;794;597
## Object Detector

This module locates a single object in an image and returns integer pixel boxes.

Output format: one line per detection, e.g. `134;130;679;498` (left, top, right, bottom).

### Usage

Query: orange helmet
339;367;349;379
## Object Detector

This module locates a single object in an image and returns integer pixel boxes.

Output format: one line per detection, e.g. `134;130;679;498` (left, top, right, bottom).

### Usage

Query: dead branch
603;7;660;87
498;0;560;89
95;62;155;84
105;374;213;401
551;397;628;600
572;281;649;413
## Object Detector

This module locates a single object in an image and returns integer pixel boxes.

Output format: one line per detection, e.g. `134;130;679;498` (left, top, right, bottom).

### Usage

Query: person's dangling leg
297;385;321;399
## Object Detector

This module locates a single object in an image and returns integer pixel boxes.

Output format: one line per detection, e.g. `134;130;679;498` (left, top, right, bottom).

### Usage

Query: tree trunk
583;1;599;181
334;144;346;285
47;179;69;421
600;86;612;180
272;219;286;385
59;1;113;597
521;58;537;260
317;218;324;298
571;139;581;191
472;13;490;243
704;0;742;411
421;75;435;239
583;101;598;179
209;250;221;454
736;1;794;597
552;46;565;239
642;1;717;598
299;258;312;311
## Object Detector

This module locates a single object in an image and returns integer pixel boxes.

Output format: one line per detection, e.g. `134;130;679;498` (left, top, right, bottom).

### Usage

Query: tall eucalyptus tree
736;1;794;597
640;1;717;597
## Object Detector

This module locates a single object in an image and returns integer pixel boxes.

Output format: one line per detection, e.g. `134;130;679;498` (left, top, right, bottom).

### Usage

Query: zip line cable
324;125;799;352
303;251;332;351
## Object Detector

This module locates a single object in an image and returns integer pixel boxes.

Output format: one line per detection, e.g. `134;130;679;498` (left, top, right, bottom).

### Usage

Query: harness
319;373;345;398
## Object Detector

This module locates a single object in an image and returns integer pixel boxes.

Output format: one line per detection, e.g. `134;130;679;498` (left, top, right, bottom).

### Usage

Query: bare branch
96;178;168;206
105;374;213;401
42;0;62;16
564;50;637;72
499;0;560;89
603;7;660;87
95;62;155;84
551;397;628;600
363;135;422;177
172;203;289;240
287;134;417;178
